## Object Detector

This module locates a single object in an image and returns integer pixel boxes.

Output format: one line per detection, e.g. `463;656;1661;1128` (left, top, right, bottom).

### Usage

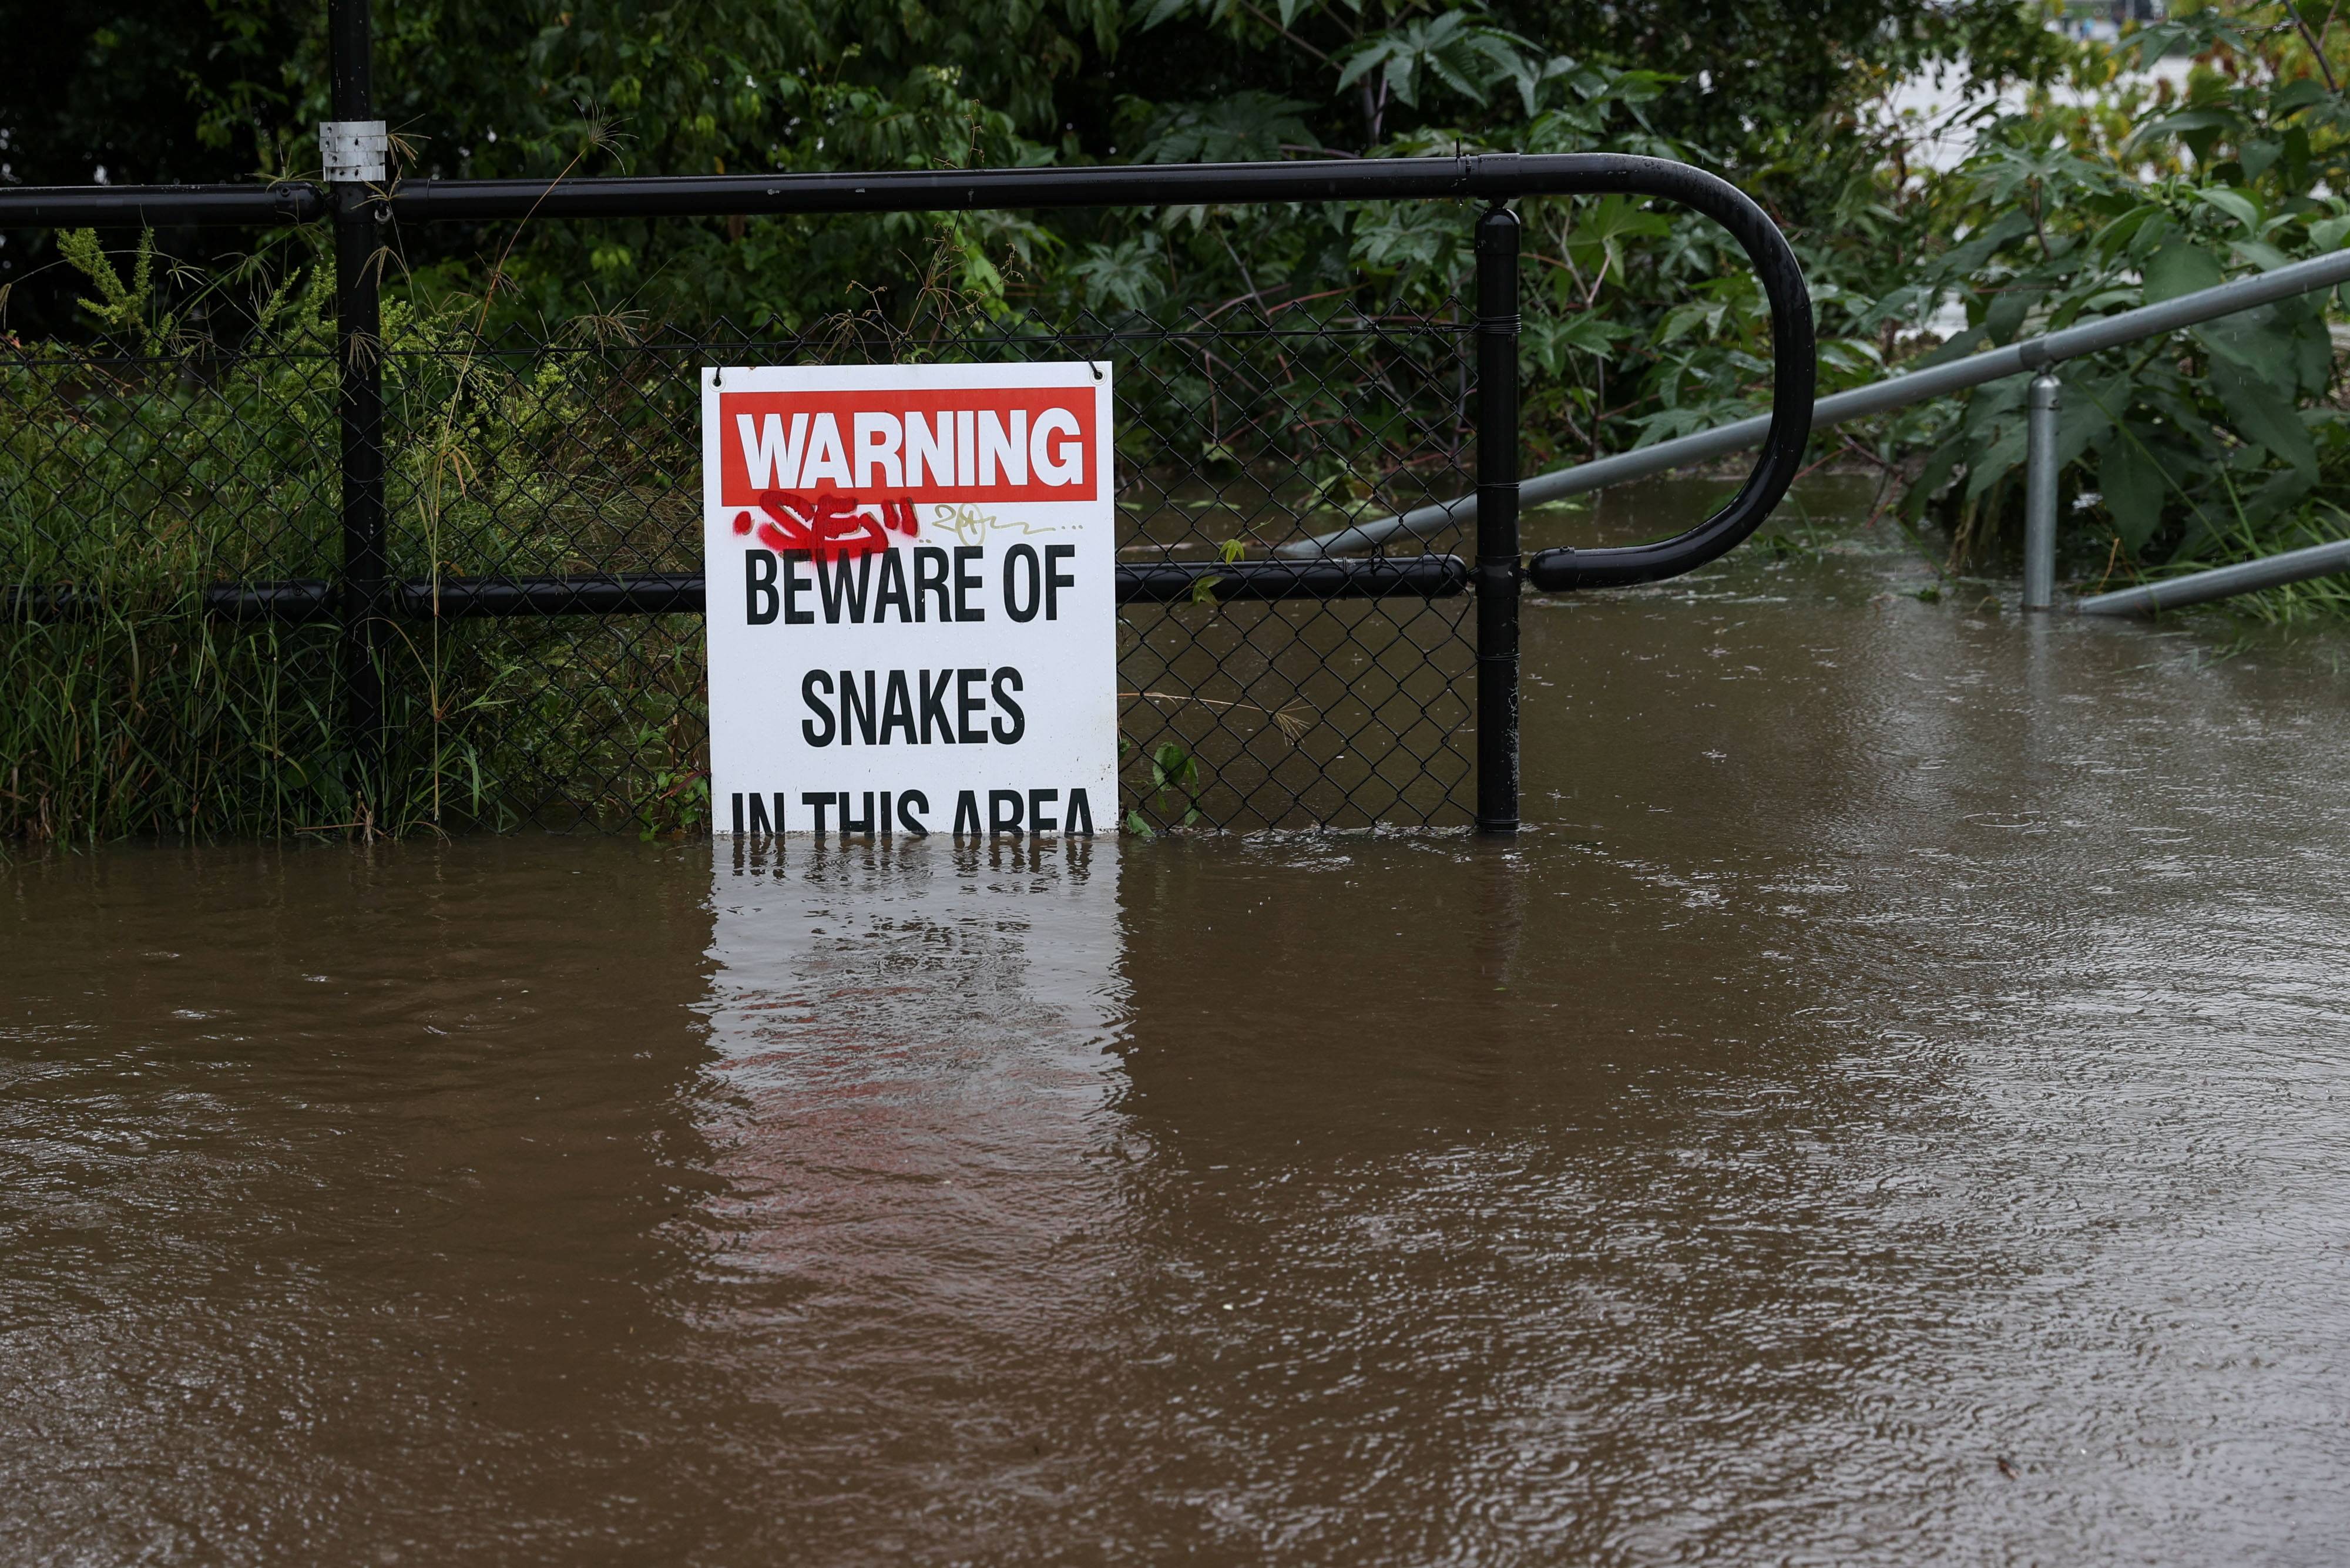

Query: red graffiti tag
729;490;918;559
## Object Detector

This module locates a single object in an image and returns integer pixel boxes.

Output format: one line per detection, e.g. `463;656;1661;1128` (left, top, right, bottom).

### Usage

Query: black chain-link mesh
1085;307;1475;831
1;330;345;839
5;307;1475;835
0;332;340;586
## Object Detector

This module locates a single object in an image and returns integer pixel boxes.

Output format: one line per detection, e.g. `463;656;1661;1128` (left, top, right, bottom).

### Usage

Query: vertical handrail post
326;0;388;780
2023;371;2060;611
1473;205;1522;835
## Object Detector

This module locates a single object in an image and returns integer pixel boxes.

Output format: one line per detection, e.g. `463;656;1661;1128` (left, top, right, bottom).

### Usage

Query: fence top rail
8;152;1760;226
377;152;1735;221
0;182;325;228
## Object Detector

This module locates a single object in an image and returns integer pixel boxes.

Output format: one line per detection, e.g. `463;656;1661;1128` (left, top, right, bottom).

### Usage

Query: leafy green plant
1149;740;1203;827
1877;9;2350;584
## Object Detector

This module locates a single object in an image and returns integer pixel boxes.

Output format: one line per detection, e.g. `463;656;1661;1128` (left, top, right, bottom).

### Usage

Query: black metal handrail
1;154;1816;595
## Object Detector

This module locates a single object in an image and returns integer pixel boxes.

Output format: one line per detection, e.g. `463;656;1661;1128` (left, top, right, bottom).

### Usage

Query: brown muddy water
7;478;2350;1564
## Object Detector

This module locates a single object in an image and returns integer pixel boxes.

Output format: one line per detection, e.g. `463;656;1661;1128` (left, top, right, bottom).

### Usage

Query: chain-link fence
1;328;344;839
4;125;1816;844
3;304;1478;837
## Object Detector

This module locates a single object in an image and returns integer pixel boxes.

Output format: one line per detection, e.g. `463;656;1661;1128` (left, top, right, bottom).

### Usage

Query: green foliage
1878;6;2350;583
1147;740;1202;827
1332;12;1539;122
1136;92;1317;163
3;0;2047;519
3;0;2021;338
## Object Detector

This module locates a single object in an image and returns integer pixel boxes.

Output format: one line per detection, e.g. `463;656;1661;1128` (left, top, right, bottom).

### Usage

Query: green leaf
1150;741;1198;794
1911;328;1990;370
2130;107;2240;148
2099;439;2166;552
1963;421;2028;505
1528;312;1626;361
2208;357;2319;480
1139;91;1315;163
2228;239;2291;273
2194;303;2322;385
2274;78;2331;115
2143;242;2224;304
1382;52;1418;108
2239;464;2315;525
2310;213;2350;251
2192;186;2262;231
2092;202;2164;257
2284;126;2312;190
1982;286;2037;345
2054;393;2114;468
1332;42;1385;91
1939;209;2036;276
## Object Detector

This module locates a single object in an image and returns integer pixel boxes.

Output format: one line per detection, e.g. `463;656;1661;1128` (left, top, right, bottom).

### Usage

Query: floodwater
8;479;2350;1564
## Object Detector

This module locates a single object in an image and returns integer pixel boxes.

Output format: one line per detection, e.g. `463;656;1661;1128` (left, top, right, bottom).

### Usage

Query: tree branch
1236;1;1330;62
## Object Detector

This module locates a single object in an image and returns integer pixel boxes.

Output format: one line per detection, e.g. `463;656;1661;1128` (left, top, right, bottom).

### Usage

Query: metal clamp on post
319;120;388;184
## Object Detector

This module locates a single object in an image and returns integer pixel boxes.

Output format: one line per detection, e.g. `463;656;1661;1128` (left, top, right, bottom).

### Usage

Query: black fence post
327;0;387;778
1473;205;1522;835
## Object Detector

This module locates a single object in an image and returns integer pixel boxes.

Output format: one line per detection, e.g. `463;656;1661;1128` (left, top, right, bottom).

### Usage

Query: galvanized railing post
1473;206;1522;835
2023;371;2060;610
326;0;388;774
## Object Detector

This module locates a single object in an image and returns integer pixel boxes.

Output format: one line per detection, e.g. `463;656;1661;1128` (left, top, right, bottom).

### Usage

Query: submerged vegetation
9;1;2350;840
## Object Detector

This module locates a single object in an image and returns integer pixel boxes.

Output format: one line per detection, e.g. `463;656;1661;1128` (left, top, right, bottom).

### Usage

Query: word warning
702;362;1117;835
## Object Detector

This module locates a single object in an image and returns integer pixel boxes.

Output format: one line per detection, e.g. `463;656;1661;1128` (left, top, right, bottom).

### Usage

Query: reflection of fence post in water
1474;206;1523;836
326;0;389;777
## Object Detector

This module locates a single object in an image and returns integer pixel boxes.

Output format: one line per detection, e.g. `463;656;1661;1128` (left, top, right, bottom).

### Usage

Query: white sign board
702;362;1116;835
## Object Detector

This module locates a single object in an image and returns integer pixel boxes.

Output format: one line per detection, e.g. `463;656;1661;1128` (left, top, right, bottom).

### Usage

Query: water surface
7;483;2349;1563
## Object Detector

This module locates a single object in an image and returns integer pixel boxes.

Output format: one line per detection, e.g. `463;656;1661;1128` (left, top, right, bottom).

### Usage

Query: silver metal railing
1284;243;2350;613
2073;535;2350;614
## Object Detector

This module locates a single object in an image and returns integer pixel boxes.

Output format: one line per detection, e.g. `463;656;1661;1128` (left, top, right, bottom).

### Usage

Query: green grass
2;249;711;844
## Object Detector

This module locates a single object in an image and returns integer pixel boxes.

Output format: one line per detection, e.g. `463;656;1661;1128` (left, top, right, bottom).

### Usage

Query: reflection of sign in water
701;364;1117;836
703;838;1127;1239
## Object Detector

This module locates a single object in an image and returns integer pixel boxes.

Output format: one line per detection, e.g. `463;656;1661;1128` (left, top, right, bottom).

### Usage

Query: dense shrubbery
17;2;2350;587
1869;5;2350;609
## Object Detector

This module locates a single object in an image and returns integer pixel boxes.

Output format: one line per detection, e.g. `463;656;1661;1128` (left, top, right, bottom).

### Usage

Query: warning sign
702;362;1117;835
